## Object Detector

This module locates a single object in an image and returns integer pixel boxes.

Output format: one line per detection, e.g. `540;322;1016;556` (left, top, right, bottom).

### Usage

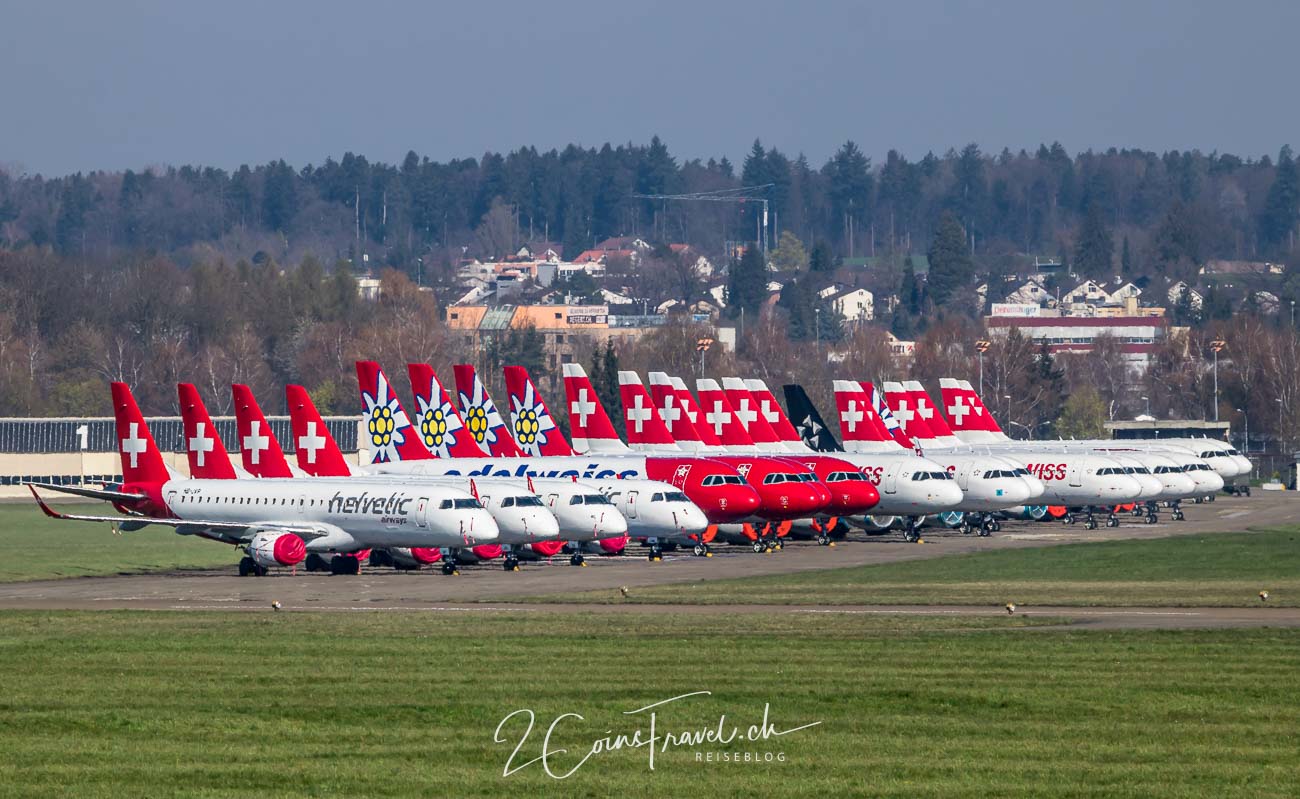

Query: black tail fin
782;385;843;452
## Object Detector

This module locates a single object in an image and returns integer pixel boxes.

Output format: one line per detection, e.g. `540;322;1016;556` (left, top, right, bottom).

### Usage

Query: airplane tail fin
616;371;680;451
452;364;524;457
781;385;843;452
668;375;723;447
744;378;808;448
561;363;631;453
355;360;432;464
959;380;1012;439
938;378;1004;441
721;377;782;446
502;366;575;457
110;382;171;487
881;380;936;441
695;378;755;447
407;363;486;458
285;385;354;476
865;381;917;450
231;384;295;478
176;384;238;479
905;380;958;440
647;372;705;448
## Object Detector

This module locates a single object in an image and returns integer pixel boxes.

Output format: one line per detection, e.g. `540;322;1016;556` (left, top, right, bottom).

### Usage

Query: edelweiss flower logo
465;405;490;444
514;407;541;445
362;376;409;463
509;383;555;455
460;381;500;448
415;391;464;456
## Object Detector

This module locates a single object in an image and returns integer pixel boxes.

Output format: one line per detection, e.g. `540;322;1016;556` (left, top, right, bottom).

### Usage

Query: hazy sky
4;0;1297;176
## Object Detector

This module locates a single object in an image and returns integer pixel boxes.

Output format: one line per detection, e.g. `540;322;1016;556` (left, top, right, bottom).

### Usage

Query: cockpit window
584;494;612;505
515;496;544;507
651;493;664;502
702;474;746;486
664;491;689;502
453;498;482;510
501;497;515;507
912;472;929;482
438;499;452;510
763;473;789;485
828;471;866;482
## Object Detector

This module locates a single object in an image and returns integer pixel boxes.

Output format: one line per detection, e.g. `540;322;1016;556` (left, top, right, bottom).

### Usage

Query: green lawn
0;503;236;582
0;611;1295;798
522;528;1300;608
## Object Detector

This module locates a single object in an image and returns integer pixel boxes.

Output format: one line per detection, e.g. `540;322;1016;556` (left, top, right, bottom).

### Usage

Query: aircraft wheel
238;557;254;577
304;553;328;572
1085;519;1098;530
569;554;585;567
1173;509;1185;521
503;557;519;572
1107;516;1120;528
1145;514;1157;524
752;540;766;554
440;562;458;576
991;520;1002;532
693;544;707;557
816;535;830;547
959;522;972;535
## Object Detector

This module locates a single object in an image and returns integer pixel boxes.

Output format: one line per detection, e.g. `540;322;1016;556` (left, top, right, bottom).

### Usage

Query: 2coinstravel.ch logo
494;691;820;779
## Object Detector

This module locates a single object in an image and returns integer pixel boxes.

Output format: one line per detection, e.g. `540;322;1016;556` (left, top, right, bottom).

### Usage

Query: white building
830;287;874;321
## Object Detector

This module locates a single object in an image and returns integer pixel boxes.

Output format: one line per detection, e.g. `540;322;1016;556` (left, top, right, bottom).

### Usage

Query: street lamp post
1003;394;1012;433
1236;407;1249;459
975;339;991;395
1210;339;1226;422
1142;395;1150;417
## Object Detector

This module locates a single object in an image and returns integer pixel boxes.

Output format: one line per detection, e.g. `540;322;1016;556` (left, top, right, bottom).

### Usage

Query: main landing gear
238;556;268;577
1064;507;1111;530
503;550;520;572
692;543;712;557
903;517;922;543
304;553;330;572
330;554;361;575
960;513;1001;537
440;550;461;576
569;552;586;567
1169;501;1185;522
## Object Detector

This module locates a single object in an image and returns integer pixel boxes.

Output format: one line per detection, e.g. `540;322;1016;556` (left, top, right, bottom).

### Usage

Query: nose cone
464;510;499;543
1233;455;1253;475
676;503;710;534
1136;475;1163;500
1197;470;1225;493
529;509;561;540
1020;474;1047;499
759;483;828;519
692;484;760;523
936;480;965;509
827;480;880;514
592;507;629;537
997;479;1034;506
1108;476;1143;501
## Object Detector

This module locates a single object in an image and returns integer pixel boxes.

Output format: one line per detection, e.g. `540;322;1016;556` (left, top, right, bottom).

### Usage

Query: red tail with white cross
110;382;171;486
232;384;295;478
561;363;631;453
177;383;238;480
285;385;355;477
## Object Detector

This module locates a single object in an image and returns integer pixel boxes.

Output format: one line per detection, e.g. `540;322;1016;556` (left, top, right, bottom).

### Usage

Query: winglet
28;484;62;519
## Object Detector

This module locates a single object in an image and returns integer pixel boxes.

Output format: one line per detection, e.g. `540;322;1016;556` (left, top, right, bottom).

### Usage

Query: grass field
0;611;1296;798
522;528;1300;608
0;503;236;582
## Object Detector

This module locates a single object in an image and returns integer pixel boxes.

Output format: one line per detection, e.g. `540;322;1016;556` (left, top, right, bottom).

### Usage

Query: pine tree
1121;236;1132;274
926;212;973;306
725;245;767;320
808;241;834;272
1259;145;1299;253
1073;202;1114;278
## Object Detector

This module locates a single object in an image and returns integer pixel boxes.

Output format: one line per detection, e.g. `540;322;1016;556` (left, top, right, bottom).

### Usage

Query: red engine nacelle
597;535;628;554
528;540;566;557
247;531;307;568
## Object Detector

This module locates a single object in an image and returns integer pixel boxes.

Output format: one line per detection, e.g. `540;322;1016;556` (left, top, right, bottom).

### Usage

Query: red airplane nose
698;486;761;523
759;484;829;519
828;481;879;514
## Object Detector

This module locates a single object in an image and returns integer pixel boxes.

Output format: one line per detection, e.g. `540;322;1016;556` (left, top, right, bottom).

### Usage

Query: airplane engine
384;547;443;568
528;540;566;557
596;535;628;554
246;531;307;568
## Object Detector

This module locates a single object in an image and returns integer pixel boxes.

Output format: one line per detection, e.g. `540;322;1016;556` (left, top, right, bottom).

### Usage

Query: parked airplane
354;362;726;561
28;383;498;576
212;382;561;573
934;379;1227;507
828;381;1143;529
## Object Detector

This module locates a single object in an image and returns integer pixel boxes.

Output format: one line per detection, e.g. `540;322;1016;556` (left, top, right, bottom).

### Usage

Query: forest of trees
3;139;1297;283
3;137;1300;463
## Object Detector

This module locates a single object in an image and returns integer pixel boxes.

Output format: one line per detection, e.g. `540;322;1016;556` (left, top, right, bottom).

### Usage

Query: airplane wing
24;481;150;504
28;486;330;542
